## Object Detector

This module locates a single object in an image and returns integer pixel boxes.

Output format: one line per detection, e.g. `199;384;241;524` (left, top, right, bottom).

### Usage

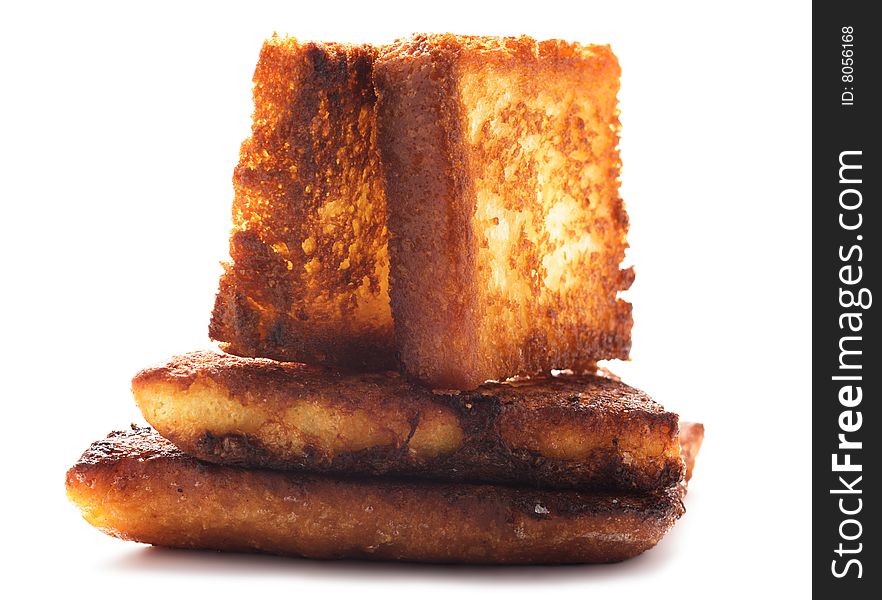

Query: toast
374;34;633;389
209;36;395;370
66;426;686;564
679;422;704;483
133;351;684;492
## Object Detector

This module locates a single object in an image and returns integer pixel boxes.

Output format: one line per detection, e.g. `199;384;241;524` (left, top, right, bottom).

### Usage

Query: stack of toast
66;34;704;565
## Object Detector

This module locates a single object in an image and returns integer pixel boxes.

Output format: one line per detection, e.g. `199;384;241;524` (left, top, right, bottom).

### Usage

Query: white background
1;1;810;597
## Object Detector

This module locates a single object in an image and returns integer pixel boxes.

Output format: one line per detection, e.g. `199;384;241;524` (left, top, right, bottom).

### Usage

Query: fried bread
209;36;394;370
133;351;683;492
66;426;687;565
374;34;633;389
678;422;704;483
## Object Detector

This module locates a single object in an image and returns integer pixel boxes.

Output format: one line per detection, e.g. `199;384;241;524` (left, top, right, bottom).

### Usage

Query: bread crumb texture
210;37;394;370
375;34;633;390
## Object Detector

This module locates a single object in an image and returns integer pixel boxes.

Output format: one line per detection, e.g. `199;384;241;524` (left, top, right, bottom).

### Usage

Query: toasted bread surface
66;426;685;564
133;351;683;492
375;34;632;389
210;37;394;369
679;422;704;483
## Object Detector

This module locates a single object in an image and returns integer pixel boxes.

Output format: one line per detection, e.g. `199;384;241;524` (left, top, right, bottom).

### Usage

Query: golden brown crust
375;34;632;390
209;36;395;370
132;351;683;492
679;422;704;483
66;426;685;565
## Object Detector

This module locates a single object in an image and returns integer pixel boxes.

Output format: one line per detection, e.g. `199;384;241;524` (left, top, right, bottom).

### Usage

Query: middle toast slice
134;351;683;492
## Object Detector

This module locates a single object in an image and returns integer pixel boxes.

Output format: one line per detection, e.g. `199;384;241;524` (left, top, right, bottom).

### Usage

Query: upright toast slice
210;37;395;370
375;34;633;389
66;427;688;564
132;351;683;492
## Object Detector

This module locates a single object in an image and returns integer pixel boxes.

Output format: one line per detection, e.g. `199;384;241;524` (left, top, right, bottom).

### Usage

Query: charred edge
193;429;682;492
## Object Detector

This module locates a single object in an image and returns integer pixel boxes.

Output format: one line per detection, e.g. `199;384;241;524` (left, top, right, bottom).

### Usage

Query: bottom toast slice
65;426;696;565
678;422;704;483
